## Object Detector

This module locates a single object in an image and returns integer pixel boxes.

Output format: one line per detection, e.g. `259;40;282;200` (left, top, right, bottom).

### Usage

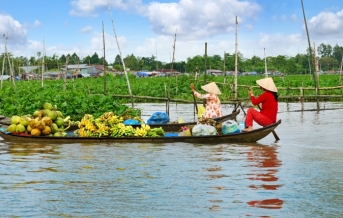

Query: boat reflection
246;145;284;209
7;143;60;156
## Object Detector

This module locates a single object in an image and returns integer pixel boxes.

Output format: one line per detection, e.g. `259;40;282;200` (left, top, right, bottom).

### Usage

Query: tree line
1;43;342;75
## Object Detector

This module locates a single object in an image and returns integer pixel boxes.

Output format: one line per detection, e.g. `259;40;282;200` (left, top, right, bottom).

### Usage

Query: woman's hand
190;83;195;92
248;90;254;97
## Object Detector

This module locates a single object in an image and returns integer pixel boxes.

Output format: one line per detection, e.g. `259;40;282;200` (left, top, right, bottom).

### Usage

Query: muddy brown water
0;102;342;217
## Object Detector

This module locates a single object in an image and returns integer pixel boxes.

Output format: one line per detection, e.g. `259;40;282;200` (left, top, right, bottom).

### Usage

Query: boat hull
0;120;281;144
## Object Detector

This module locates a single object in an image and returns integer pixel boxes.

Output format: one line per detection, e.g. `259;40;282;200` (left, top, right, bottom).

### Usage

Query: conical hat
201;82;221;95
256;77;278;92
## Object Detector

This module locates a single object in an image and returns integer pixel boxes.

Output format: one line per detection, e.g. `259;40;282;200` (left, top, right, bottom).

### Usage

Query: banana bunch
78;128;94;137
107;115;124;127
121;125;135;137
147;127;165;137
109;123;135;137
98;111;115;121
77;112;165;138
140;123;150;132
93;123;109;137
198;117;217;126
79;117;96;130
78;114;94;128
134;127;148;137
109;125;121;137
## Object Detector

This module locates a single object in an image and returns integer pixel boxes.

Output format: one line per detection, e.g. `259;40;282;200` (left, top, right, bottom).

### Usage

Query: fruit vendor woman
243;77;278;132
190;82;223;119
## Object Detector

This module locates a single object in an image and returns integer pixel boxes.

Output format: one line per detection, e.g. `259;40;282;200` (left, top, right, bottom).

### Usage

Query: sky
1;0;343;65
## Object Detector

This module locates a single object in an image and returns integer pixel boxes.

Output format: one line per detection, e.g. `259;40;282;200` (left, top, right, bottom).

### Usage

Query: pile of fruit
76;112;165;137
6;102;73;136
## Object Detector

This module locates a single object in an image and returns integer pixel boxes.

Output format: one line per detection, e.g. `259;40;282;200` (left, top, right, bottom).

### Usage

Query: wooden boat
0;120;281;144
0;110;240;132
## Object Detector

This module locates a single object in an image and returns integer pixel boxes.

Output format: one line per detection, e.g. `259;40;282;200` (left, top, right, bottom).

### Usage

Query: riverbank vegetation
0;73;342;120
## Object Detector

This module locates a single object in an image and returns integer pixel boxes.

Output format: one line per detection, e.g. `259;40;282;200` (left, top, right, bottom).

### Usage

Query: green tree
91;52;100;64
186;55;204;73
332;44;343;63
124;54;138;71
317;43;332;57
114;54;122;65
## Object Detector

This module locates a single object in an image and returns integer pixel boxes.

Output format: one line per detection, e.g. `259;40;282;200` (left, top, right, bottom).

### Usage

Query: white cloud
33;20;42;28
70;0;143;17
255;32;303;58
143;0;261;39
79;25;93;33
0;14;27;44
308;10;343;36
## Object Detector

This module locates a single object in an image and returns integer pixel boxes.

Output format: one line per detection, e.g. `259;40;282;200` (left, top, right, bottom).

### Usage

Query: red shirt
250;91;278;122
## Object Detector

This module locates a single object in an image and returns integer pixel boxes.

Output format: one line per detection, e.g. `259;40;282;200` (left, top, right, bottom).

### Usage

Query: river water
0;102;343;218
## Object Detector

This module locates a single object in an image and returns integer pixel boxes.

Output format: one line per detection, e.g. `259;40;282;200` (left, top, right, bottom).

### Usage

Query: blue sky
1;0;343;64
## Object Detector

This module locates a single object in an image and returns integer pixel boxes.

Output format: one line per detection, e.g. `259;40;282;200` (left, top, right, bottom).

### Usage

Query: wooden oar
192;91;198;114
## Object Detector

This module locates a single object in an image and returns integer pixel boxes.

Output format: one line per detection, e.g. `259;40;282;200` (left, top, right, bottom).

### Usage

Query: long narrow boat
0;120;281;144
0;110;240;132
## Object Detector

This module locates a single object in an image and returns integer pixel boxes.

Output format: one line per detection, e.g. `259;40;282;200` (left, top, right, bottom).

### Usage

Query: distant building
206;69;223;76
20;66;40;73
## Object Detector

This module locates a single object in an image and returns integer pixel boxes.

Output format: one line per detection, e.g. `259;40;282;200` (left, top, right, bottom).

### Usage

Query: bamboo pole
339;52;343;84
170;29;177;106
234;16;238;99
301;0;319;101
204;42;208;85
301;82;304;110
102;21;107;95
264;48;268;78
63;56;69;91
108;3;134;108
41;37;45;87
313;43;320;109
1;34;7;89
203;42;208;107
7;37;16;90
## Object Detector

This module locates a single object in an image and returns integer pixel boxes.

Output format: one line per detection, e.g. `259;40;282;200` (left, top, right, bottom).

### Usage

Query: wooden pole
234;16;238;99
5;36;16;90
223;51;226;74
1;34;7;89
42;37;45;87
108;3;134;108
203;42;208;107
170;29;177;105
204;42;207;84
339;51;343;84
301;0;319;97
102;21;107;95
313;42;320;109
63;56;69;91
264;48;268;78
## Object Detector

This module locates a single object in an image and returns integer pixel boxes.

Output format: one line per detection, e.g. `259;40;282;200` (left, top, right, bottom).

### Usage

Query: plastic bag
191;124;217;136
222;120;241;134
123;119;141;125
197;105;206;118
147;112;170;124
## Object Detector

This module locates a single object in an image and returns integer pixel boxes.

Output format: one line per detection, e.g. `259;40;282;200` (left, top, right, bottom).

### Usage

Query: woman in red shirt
243;77;278;132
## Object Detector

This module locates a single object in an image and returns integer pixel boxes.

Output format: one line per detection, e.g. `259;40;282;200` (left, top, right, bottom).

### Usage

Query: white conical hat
201;82;222;95
256;77;278;92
